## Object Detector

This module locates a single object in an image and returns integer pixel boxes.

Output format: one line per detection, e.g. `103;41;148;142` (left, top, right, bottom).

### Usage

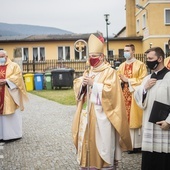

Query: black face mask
146;60;159;70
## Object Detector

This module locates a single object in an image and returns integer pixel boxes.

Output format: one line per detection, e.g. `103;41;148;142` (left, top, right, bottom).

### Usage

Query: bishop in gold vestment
0;50;28;141
72;34;132;170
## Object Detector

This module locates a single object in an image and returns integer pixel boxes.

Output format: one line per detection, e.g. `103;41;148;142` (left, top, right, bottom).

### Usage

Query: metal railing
22;53;169;73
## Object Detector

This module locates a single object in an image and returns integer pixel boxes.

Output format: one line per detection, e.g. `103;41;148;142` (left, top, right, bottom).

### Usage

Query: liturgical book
149;101;170;124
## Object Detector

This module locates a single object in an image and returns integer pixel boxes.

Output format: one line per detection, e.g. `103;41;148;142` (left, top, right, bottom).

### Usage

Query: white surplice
134;72;170;153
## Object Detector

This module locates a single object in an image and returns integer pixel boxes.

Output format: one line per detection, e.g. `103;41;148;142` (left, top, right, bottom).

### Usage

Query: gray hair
0;50;7;56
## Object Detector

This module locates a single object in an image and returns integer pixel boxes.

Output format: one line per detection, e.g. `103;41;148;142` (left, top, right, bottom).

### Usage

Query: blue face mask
0;57;6;65
124;52;131;60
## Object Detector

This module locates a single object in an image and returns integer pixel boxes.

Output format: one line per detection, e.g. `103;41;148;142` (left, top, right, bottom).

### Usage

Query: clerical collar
152;67;169;80
125;57;136;64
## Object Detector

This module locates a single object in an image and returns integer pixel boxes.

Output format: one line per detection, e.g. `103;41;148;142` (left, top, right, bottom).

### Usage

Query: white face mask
0;57;6;65
124;52;131;60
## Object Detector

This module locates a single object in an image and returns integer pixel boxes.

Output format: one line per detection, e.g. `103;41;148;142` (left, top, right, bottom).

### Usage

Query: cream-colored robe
72;62;132;169
2;58;28;115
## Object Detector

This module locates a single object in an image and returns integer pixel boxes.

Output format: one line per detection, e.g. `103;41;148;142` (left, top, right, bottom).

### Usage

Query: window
165;44;170;54
58;46;70;60
142;14;146;29
135;0;139;5
14;48;22;58
33;47;45;61
74;46;87;60
118;49;124;57
136;19;140;33
108;50;115;60
22;48;29;61
165;9;170;25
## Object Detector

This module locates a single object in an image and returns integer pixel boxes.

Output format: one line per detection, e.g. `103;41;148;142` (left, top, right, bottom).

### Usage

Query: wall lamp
136;4;145;10
136;4;148;18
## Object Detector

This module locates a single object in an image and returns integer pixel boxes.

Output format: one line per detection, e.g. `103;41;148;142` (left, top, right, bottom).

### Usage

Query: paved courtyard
0;93;141;170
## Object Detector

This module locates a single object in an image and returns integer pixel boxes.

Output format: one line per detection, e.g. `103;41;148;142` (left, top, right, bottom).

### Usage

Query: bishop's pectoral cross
75;41;85;60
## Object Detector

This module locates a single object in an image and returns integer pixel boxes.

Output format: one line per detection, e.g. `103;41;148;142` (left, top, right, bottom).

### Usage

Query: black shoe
127;148;141;154
134;148;142;153
3;137;22;143
127;150;134;154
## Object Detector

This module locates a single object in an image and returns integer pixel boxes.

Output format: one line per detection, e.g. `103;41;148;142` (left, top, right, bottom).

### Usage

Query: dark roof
0;33;143;43
0;33;98;42
114;26;126;37
109;36;143;41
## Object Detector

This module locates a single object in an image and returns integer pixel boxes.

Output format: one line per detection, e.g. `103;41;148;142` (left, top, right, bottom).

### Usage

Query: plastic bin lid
23;73;34;77
51;68;74;73
45;72;51;75
34;73;44;76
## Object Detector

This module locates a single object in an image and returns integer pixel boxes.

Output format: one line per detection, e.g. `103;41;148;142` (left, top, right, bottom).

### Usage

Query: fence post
27;60;29;72
33;59;35;73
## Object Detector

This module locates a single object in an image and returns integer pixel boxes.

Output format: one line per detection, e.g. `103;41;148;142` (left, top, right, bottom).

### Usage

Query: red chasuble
122;63;133;123
0;65;7;114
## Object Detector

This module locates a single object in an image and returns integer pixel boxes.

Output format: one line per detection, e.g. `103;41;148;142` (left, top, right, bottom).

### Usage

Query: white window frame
32;47;45;61
142;13;146;29
164;8;170;25
58;46;70;60
22;47;29;61
135;0;139;5
136;19;140;33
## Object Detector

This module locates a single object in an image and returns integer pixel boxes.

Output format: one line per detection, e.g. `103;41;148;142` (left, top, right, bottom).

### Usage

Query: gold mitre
88;34;104;54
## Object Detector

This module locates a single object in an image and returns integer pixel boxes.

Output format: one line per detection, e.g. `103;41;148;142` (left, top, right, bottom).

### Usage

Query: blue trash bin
34;73;44;90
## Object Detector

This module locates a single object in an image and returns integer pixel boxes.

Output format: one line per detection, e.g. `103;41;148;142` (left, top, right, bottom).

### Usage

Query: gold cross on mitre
75;41;85;52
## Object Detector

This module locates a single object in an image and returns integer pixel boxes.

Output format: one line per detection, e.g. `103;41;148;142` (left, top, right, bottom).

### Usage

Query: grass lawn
29;88;76;105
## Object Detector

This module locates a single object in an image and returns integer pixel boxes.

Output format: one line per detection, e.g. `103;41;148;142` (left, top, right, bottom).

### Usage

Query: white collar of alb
125;57;136;64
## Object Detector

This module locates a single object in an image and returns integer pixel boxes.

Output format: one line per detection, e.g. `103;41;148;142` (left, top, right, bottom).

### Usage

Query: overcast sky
1;0;126;37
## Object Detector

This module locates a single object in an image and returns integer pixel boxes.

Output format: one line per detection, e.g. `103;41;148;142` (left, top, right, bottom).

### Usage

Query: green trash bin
45;72;52;90
23;73;34;91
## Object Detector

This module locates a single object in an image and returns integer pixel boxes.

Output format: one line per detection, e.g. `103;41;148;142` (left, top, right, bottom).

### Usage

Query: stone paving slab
0;93;141;170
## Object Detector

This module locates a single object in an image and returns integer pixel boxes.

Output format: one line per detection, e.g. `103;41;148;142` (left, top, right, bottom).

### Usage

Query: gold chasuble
0;58;28;115
164;57;170;70
117;60;147;128
72;62;132;169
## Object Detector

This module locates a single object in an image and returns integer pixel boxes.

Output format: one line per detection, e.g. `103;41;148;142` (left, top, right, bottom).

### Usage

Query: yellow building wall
126;0;136;37
0;41;76;60
135;1;170;52
106;40;143;56
148;4;170;35
142;38;169;52
0;39;144;61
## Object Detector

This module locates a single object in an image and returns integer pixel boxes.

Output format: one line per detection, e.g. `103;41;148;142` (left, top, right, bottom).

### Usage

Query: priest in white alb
0;50;28;142
134;47;170;170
